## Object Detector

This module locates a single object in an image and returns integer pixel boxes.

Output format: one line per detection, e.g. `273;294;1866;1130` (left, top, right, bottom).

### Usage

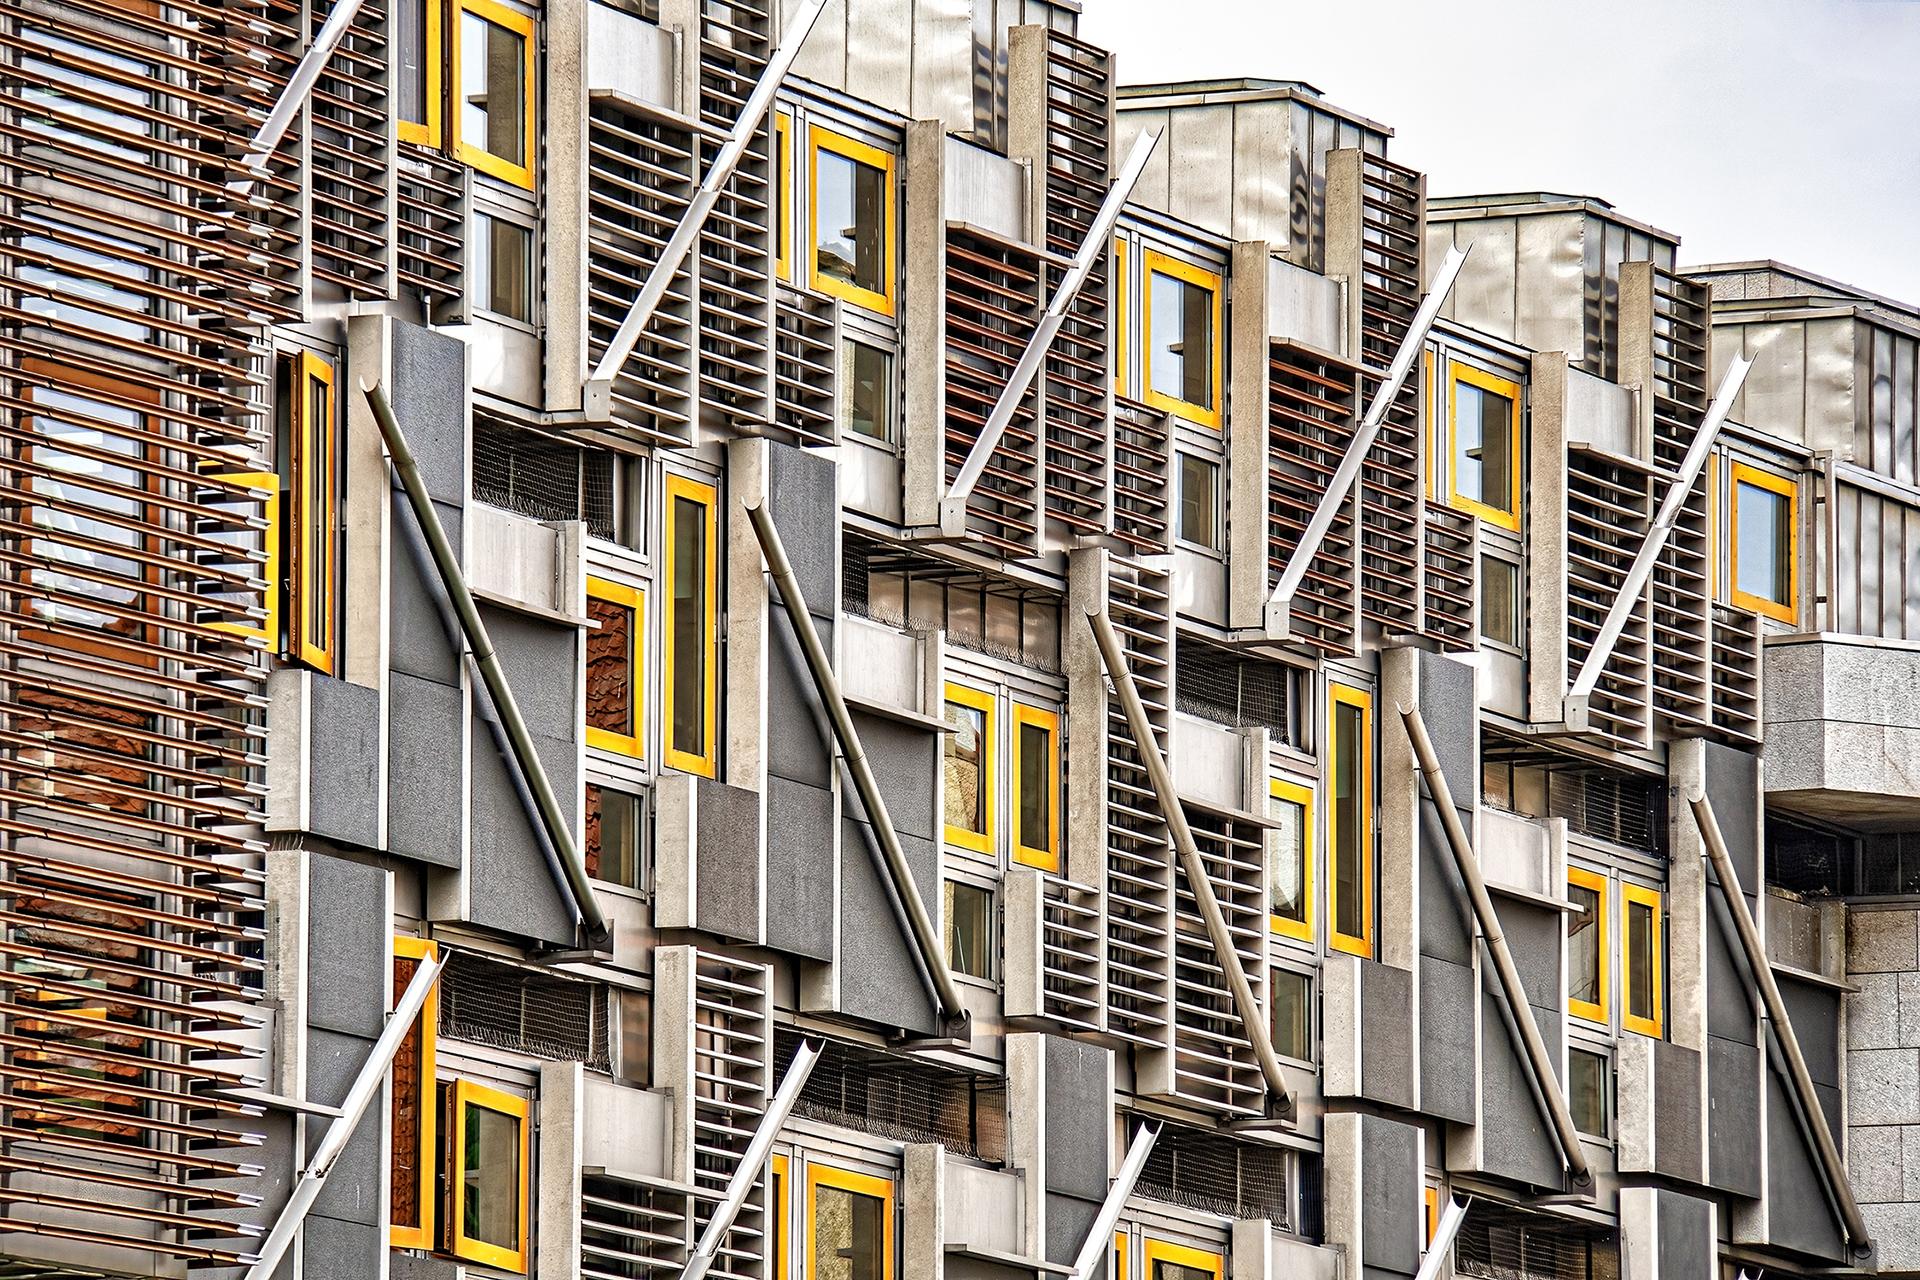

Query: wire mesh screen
1859;831;1920;896
440;950;612;1070
583;451;618;541
1455;1205;1617;1280
1546;770;1663;855
774;1031;1006;1163
1135;1122;1294;1231
1174;639;1295;742
842;535;871;618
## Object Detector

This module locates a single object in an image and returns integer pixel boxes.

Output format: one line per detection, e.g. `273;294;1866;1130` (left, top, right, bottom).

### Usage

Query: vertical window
842;339;894;443
1111;236;1129;398
453;0;535;188
474;212;533;321
1480;554;1520;648
448;1080;529;1273
291;351;339;675
389;937;438;1250
1328;684;1374;958
1268;778;1314;944
396;0;442;145
1446;365;1521;531
1424;1186;1440;1247
773;113;792;282
207;472;281;647
1269;967;1311;1062
1728;461;1797;623
1113;1231;1128;1280
772;1155;790;1280
810;127;896;316
585;784;642;889
1142;250;1222;429
1566;867;1607;1023
1143;1240;1223;1280
942;684;996;855
1622;884;1664;1038
1177;453;1220;550
944;879;994;979
1012;704;1060;872
585;576;643;757
1568;1047;1610;1137
806;1164;894;1280
663;474;719;777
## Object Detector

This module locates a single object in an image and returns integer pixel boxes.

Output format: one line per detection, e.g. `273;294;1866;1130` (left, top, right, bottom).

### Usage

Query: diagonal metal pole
1265;243;1470;635
235;0;370;183
1413;1196;1471;1280
585;0;829;417
1067;1121;1161;1279
940;129;1162;533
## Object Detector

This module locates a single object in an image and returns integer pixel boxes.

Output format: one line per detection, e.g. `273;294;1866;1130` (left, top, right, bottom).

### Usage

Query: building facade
3;0;1919;1277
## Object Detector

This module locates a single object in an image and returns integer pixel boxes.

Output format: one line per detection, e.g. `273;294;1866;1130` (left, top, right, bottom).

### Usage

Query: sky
1078;0;1920;305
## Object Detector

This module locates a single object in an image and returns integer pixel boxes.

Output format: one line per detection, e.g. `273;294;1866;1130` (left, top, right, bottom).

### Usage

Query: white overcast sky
1079;0;1920;304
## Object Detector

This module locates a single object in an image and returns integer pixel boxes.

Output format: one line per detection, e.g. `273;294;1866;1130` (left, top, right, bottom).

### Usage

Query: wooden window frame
807;125;898;317
804;1163;895;1280
1445;362;1522;532
451;0;537;189
771;1153;790;1280
398;0;444;146
1566;866;1608;1024
1268;777;1315;944
448;1078;531;1273
389;936;439;1250
585;575;645;758
773;112;792;282
1011;702;1060;873
662;473;719;778
1327;683;1374;959
1726;460;1798;623
1141;248;1223;430
942;683;997;855
1621;882;1664;1039
291;350;339;675
1143;1238;1224;1279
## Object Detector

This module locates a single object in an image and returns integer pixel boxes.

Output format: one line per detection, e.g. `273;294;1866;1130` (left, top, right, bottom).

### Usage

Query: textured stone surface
1849;1049;1920;1126
1863;1202;1920;1274
1852;910;1920;975
1852;971;1900;1049
1851;1124;1904;1203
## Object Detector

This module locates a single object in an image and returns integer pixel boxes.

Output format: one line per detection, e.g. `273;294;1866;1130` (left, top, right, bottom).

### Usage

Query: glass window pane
1270;968;1311;1061
1178;453;1219;549
1480;555;1520;647
1154;1262;1214;1280
1736;479;1791;604
1149;270;1213;410
586;784;641;888
475;214;531;321
1567;882;1601;1012
1627;897;1656;1022
816;148;888;297
671;493;709;759
1332;701;1365;941
462;1102;521;1251
1269;794;1308;929
305;374;333;655
1454;381;1514;513
1569;1048;1610;1137
397;0;427;124
843;340;893;442
461;11;525;164
25;384;149;636
812;1183;886;1280
586;594;634;738
1018;719;1051;852
944;880;993;979
943;701;986;836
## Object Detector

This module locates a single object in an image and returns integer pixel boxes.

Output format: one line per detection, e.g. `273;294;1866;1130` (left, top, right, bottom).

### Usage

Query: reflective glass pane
1178;453;1219;549
671;494;709;758
305;374;332;654
843;340;893;441
397;0;428;124
586;784;642;888
1567;881;1601;1012
1735;479;1791;604
815;148;888;297
1454;381;1514;513
1154;1261;1214;1280
475;214;532;321
1269;967;1311;1061
26;385;147;635
461;1102;521;1250
1627;897;1656;1022
1569;1048;1609;1137
1269;794;1308;928
1480;555;1520;647
812;1183;886;1280
1149;270;1213;410
943;880;993;978
1332;701;1366;941
586;594;634;738
461;11;525;164
1018;719;1052;852
943;701;986;836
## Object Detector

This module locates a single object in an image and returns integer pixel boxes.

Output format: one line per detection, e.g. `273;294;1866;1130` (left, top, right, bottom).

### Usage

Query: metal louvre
686;952;769;1280
1169;807;1267;1115
1267;342;1361;654
1134;1121;1296;1232
944;223;1045;556
1647;267;1714;739
396;142;466;308
770;285;836;447
1112;396;1172;553
1454;1203;1616;1280
1564;450;1654;750
581;1171;691;1278
308;0;394;298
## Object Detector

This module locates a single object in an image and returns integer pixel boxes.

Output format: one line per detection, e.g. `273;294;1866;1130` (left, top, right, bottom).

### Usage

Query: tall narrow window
1328;684;1373;958
1269;967;1311;1062
389;937;438;1250
585;577;643;757
1568;1047;1610;1137
773;113;792;282
663;475;718;777
448;1080;530;1272
806;1165;894;1280
1142;250;1222;429
942;685;995;855
1112;236;1130;398
841;340;894;443
474;212;533;321
1143;1240;1223;1280
772;1155;790;1280
1012;704;1060;872
1269;778;1314;944
291;351;339;675
1566;867;1607;1023
1480;554;1520;648
1728;461;1797;623
585;784;642;889
1447;364;1521;531
1177;453;1220;550
944;879;994;979
396;0;442;144
1622;884;1664;1038
810;127;896;316
453;0;535;188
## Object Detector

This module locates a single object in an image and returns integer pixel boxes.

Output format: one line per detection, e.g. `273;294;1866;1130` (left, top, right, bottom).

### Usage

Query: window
585;577;643;757
291;351;339;675
842;339;894;443
1012;704;1060;872
806;1164;894;1280
1113;1231;1128;1280
474;212;533;322
810;127;896;316
1446;364;1521;531
1143;1240;1223;1280
1568;1047;1610;1138
1268;778;1313;943
1566;867;1607;1024
1269;967;1311;1062
453;0;535;188
1328;684;1374;958
389;937;439;1250
773;113;792;282
772;1155;790;1280
585;784;642;889
942;684;995;855
1480;554;1520;648
1111;237;1129;399
1177;453;1221;550
1622;884;1663;1038
1728;461;1797;623
1142;250;1222;429
448;1080;530;1273
207;472;281;647
944;880;994;979
396;0;442;145
663;474;719;777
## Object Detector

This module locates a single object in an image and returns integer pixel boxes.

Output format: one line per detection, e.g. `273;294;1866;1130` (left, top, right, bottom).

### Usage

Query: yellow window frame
773;112;792;282
207;471;280;649
1112;235;1129;398
1143;1238;1223;1279
804;1163;896;1280
1113;1229;1128;1280
451;0;536;189
398;0;444;146
1445;362;1522;532
1566;866;1609;1025
1011;703;1060;873
585;575;645;758
1726;460;1798;623
291;351;338;675
662;474;719;777
1422;346;1438;499
1424;1186;1439;1248
448;1078;530;1273
389;936;439;1250
942;682;997;856
1327;683;1374;959
1140;249;1223;430
1621;882;1664;1039
1268;777;1315;944
771;1154;790;1280
807;125;898;316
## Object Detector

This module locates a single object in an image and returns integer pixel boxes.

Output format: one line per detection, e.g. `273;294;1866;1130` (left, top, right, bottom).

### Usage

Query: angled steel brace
1083;606;1296;1117
1399;704;1592;1189
1564;354;1754;726
245;954;445;1280
1689;792;1871;1254
678;1038;824;1280
939;128;1163;535
1066;1121;1160;1279
745;500;971;1037
585;0;829;418
236;0;370;183
1414;1195;1471;1280
1265;243;1470;637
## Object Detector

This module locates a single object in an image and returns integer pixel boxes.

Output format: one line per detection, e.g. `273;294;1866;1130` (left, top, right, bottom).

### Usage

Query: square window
1177;453;1220;550
1143;251;1222;428
1446;365;1521;530
1269;779;1313;943
944;879;994;979
1012;704;1060;872
474;212;533;322
943;685;995;854
810;128;896;315
841;339;894;443
1480;554;1520;648
454;0;534;188
807;1165;893;1280
448;1080;529;1273
585;577;643;757
1269;967;1312;1062
1569;1047;1610;1137
1729;461;1797;622
586;784;642;889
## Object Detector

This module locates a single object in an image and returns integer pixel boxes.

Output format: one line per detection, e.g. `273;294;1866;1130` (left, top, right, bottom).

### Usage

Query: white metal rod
239;0;371;174
1413;1196;1471;1280
1266;243;1470;632
1067;1121;1161;1280
943;129;1162;517
679;1039;824;1280
244;956;445;1280
1566;354;1754;702
586;0;829;404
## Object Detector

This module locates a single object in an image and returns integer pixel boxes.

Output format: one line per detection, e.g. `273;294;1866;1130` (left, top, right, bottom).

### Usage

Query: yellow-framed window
771;1154;790;1280
585;576;644;757
1424;1186;1440;1248
1113;1229;1128;1280
1268;777;1314;943
805;1163;895;1280
1622;883;1664;1038
1141;249;1223;429
291;350;338;675
1011;703;1060;872
1727;460;1798;623
397;0;444;146
206;471;280;648
451;0;536;189
943;683;996;854
773;112;792;282
1143;1238;1223;1280
808;125;897;316
1327;683;1374;958
1112;235;1129;398
1445;363;1522;532
389;936;439;1250
1566;866;1608;1024
447;1079;531;1273
1422;346;1438;499
663;474;719;777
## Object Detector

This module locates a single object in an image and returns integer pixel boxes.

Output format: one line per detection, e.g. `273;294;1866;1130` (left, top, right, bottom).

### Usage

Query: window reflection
1149;268;1215;412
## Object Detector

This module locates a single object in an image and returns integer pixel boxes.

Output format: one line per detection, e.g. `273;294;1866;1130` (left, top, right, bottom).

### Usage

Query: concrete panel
390;319;468;505
769;442;838;615
765;775;836;960
1765;1075;1847;1262
300;1212;384;1280
485;604;578;743
1267;254;1343;354
1705;890;1757;1045
305;1026;383;1226
1419;956;1476;1123
467;722;578;946
1501;899;1561;1011
1781;974;1842;1088
1361;960;1416;1110
945;136;1026;242
1657;1190;1715;1278
387;671;465;869
586;1;676;107
1707;1034;1762;1197
856;710;939;844
1418;651;1477;788
306;853;388;1039
1360;1115;1421;1275
768;614;833;789
1043;1036;1110;1199
1479;986;1562;1188
307;674;382;850
695;777;763;943
839;815;938;1034
1703;741;1760;892
1044;1191;1098;1268
1420;801;1474;967
390;496;464;686
1651;1039;1705;1185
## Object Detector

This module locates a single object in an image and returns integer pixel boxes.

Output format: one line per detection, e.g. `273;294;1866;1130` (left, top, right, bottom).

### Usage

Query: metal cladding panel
305;1025;386;1229
1043;1036;1110;1198
845;0;914;116
1707;1033;1762;1197
1765;1073;1847;1262
1360;1115;1422;1275
1515;212;1588;366
308;673;384;850
1420;955;1477;1123
391;496;466;686
1651;1039;1705;1185
1479;985;1563;1188
910;0;974;132
390;318;470;505
1727;318;1811;444
1656;1190;1715;1278
467;721;579;946
1361;959;1417;1110
387;670;467;868
306;853;390;1039
695;778;765;943
838;818;939;1033
1445;216;1518;342
1044;1191;1099;1268
1166;103;1234;238
765;775;835;959
1232;98;1293;249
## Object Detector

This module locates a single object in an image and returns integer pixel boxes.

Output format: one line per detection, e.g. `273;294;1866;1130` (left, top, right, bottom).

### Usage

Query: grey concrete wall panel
1361;1114;1422;1275
1656;1190;1715;1279
305;1025;384;1229
1420;955;1477;1123
695;777;764;943
765;775;835;959
1480;986;1562;1187
858;711;940;843
1420;801;1474;966
1361;959;1417;1110
1765;1075;1847;1261
306;852;388;1038
390;495;465;687
1780;973;1842;1089
486;605;580;742
1044;1190;1098;1267
307;674;382;850
390;318;468;505
1501;898;1562;1011
206;1109;296;1275
1703;742;1761;891
1705;892;1757;1044
301;1213;384;1280
1043;1036;1110;1198
839;817;938;1034
467;718;578;946
769;442;838;616
387;671;465;868
1707;1034;1762;1197
1651;1039;1705;1185
769;616;833;789
1418;651;1477;790
949;1259;1048;1280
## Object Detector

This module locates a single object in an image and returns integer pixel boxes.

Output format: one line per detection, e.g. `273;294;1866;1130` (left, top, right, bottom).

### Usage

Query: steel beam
1067;1121;1161;1280
1413;1196;1470;1280
238;0;370;177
